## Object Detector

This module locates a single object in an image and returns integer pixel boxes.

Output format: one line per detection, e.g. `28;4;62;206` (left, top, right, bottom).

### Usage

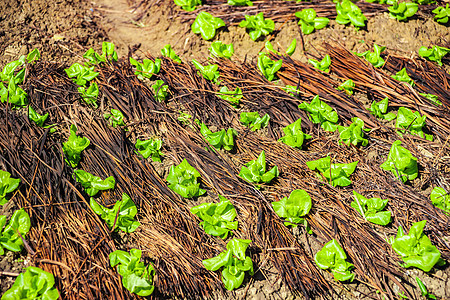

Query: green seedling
1;266;59;300
390;220;442;272
365;0;395;4
433;4;450;24
0;170;20;205
338;117;369;147
228;0;253;5
152;80;169;102
337;79;355;96
239;12;274;41
430;187;449;214
257;53;282;81
336;0;367;28
392;68;415;86
380;140;418;183
278;117;311;149
419;93;441;106
174;0;202;11
0;80;28;108
355;44;386;68
0;55;26;83
161;44;182;63
239;151;279;185
308;55;331;72
198;121;237;151
77;82;99;108
298;95;339;132
135;138;163;162
166;159;206;198
191;195;238;239
306;156;358;187
240;112;270;131
192;59;220;84
83;42;118;65
368;97;396;121
101;42;119;62
110;249;155;296
209;41;234;59
90;193;140;233
191;11;225;40
218;86;242;106
65;63;99;86
418;45;450;66
351;191;391;225
416;277;437;300
104;109;126;128
62;124;90;168
272;189;312;232
83;48;105;66
396;107;432;141
0;209;31;255
283;85;300;97
28;106;49;127
203;238;254;290
295;8;329;35
286;39;297;56
178;111;192;126
130;57;161;80
412;0;435;4
388;1;418;21
315;239;355;282
73;170;115;197
26;49;40;65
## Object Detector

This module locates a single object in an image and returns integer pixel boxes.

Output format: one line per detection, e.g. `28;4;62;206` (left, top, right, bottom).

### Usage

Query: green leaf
419;93;442;106
209;41;234;59
0;80;28;108
388;1;418;21
192;59;220;84
0;209;31;255
1;58;25;82
130;57;161;80
26;49;40;64
240;112;270;131
336;0;367;28
368;97;396;121
380;140;418;183
151;80;169;102
314;239;355;282
198;121;237;151
161;44;182;63
218;86;242;106
351;191;391;225
104;109;126;128
166;159;205;198
337;79;355;95
392;68;415;86
295;9;329;35
396;107;430;140
337;117;368;147
355;44;385;67
64;63;99;86
62;124;90;168
278;117;311;149
432;4;450;24
416;277;437;299
239;151;279;185
0;170;21;205
306;156;358;187
418;45;450;66
308;55;331;73
174;0;202;11
228;0;253;6
272;189;312;229
430;187;450;214
191;11;225;40
102;42;119;62
78;82;99;108
257;53;282;81
239;12;274;41
298;95;338;131
135;138;163;162
73;169;115;197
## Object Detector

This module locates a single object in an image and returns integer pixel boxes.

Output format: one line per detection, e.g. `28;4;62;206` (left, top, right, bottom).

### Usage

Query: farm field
0;0;449;299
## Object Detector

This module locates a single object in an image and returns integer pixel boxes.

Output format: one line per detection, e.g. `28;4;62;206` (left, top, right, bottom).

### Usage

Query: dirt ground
1;0;449;298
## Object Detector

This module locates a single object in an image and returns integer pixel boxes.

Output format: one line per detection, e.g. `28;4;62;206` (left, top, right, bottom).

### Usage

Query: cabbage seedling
197;121;237;151
130;57;161;80
306;156;358;187
430;187;449;214
228;0;253;5
314;239;355;282
295;8;330;35
209;41;234;59
278;117;311;149
239;150;279;185
336;0;367;28
0;170;20;205
218;86;242;106
161;44;181;63
166;159;206;198
240;112;270;131
152;80;169;102
135;138;163;162
298;95;339;132
0;209;31;255
368;97;396;121
396;107;432;141
355;44;386;68
433;4;450;24
418;45;450;66
351;191;391;225
272;189;312;232
192;59;220;84
257;53;282;81
391;68;415;86
380;140;418;183
191;11;225;40
337;79;355;96
203;238;254;290
337;117;369;147
388;1;418;21
308;55;331;72
62;124;90;168
104;109;126;128
174;0;202;11
239;12;274;41
73;170;115;197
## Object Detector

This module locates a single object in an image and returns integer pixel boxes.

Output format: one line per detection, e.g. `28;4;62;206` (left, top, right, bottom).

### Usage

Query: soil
1;0;449;299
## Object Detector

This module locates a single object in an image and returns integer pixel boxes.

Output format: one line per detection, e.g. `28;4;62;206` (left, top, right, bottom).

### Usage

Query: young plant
388;1;418;21
295;8;329;35
228;0;253;5
337;117;369;147
192;59;220;84
418;45;450;66
306;156;358;187
355;44;386;68
104;109;126;128
174;0;202;11
0;170;20;205
0;209;31;255
190;195;238;239
264;39;297;56
351;191;391;225
430;187;449;214
278;117;311;149
152;80;169;102
73;170;115;197
308;55;331;72
62;124;90;168
218;86;242;106
64;63;99;86
209;41;234;59
90;193;140;233
391;68;415;86
240;112;270;131
283;85;301;97
432;4;450;24
416;277;437;300
315;239;355;282
380;140;418;183
166;159;206;198
198;121;237;151
396;107;432;141
135;138;163;162
77;82;99;108
83;42;118;65
26;49;40;64
161;44;182;63
203;238;254;290
239;12;274;41
101;42;119;62
1;55;26;83
368;97;396;121
257;53;282;81
1;266;59;300
109;249;155;296
238;151;279;185
390;220;442;272
0;80;28;108
419;93;442;106
129;57;161;80
191;11;225;40
298;95;339;132
272;189;312;232
337;79;355;96
336;0;367;28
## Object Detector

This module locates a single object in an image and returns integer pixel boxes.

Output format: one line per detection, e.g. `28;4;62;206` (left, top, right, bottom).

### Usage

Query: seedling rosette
174;0;202;11
257;53;282;81
336;0;367;28
0;170;20;205
152;80;169;102
295;8;329;35
432;4;450;24
239;12;274;41
130;57;161;80
228;0;253;5
166;159;206;198
272;189;312;232
308;55;331;73
355;44;386;68
314;239;355;282
104;109;127;128
337;117;369;147
380;140;418;183
306;156;358;187
298;95;339;132
65;63;99;86
368;97;396;121
430;187;450;214
209;41;234;59
198;121;237;151
388;1;418;21
62;124;90;168
0;80;28;109
337;79;355;96
73;170;116;197
0;209;31;255
396;107;432;141
161;44;181;63
192;59;220;84
77;82;99;108
135;138;163;162
278;117;311;149
238;151;279;186
351;191;391;225
191;11;225;40
391;68;415;86
218;86;242;106
240;112;270;131
418;45;450;66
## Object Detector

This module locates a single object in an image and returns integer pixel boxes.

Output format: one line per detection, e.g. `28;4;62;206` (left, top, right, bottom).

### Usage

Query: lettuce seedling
396;107;432;141
286;39;297;56
198;121;237;151
391;68;415;86
308;55;331;73
239;151;279;185
390;220;442;272
355;44;386;68
192;59;220;84
433;4;450;24
380;140;418;183
240;112;270;131
0;209;31;255
298;95;339;132
338;117;369;147
0;170;20;205
174;0;201;11
337;79;355;96
1;266;59;300
209;41;234;59
315;239;355;282
135;138;163;162
295;9;329;35
110;249;155;296
257;53;282;81
336;0;367;28
203;238;254;290
416;277;437;300
278;118;312;149
62;124;90;168
152;80;169;102
418;45;450;66
73;170;115;197
190;195;238;239
228;0;253;5
65;63;99;86
0;80;28;108
104;109;126;128
191;11;225;40
272;189;312;232
368;97;396;121
101;42;119;62
419;93;442;106
130;58;161;81
83;48;105;66
239;12;274;41
90;193;140;233
430;187;449;214
82;42;118;66
77;82;99;108
166;159;206;198
283;85;301;97
161;44;182;63
351;191;391;225
218;86;242;106
388;1;418;21
28;106;49;127
307;156;358;187
1;55;26;83
26;49;40;65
